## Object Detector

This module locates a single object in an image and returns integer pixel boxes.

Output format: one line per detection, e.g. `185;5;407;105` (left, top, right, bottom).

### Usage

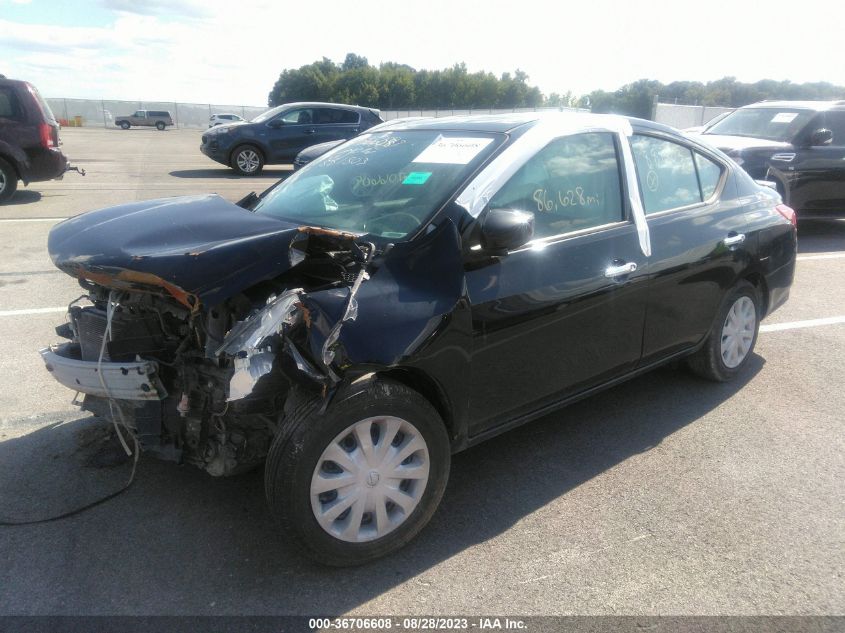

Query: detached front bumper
40;342;167;401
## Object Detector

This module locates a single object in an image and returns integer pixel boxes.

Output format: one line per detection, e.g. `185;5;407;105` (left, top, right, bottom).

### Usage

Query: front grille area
72;307;168;362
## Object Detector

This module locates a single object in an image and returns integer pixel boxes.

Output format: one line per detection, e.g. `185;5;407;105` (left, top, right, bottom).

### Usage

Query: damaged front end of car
40;196;381;476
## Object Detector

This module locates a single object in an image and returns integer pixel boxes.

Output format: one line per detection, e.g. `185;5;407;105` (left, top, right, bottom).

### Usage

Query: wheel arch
369;367;457;444
743;271;770;318
0;143;27;184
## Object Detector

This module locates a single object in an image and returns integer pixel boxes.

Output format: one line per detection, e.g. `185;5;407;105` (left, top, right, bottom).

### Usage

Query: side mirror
480;208;535;255
810;128;833;146
267;119;284;129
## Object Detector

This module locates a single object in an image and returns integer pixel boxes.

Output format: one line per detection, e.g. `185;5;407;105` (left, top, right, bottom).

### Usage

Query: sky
0;0;842;107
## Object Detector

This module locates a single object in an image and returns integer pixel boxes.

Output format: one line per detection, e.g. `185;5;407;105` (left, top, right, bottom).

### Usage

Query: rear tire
686;281;760;382
119;121;130;130
265;379;451;566
155;121;165;131
0;157;18;203
231;145;264;175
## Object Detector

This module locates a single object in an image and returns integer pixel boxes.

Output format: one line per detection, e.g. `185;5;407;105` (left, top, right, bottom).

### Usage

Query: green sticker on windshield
403;171;432;185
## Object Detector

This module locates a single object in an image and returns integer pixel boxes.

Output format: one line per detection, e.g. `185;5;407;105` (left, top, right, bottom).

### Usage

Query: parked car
200;101;382;175
0;76;69;202
699;100;845;219
115;110;174;130
209;113;244;128
42;112;796;565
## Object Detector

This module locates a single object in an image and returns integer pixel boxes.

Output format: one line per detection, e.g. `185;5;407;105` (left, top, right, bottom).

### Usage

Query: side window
0;88;22;120
488;132;624;239
823;111;845;146
630;135;702;214
316;108;359;125
133;110;145;118
280;108;314;125
694;152;723;199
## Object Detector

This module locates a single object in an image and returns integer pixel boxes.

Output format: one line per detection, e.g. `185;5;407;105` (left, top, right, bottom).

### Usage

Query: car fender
0;139;29;184
299;219;474;444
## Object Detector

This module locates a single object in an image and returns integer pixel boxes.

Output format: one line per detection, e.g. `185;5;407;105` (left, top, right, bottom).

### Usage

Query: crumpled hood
48;194;304;308
698;134;791;153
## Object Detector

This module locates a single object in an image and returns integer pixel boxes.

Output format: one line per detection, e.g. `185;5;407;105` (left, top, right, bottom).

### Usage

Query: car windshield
251;106;285;123
253;130;503;239
704;108;815;141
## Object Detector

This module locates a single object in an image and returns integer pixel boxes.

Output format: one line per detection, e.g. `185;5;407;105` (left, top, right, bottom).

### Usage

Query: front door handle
723;233;746;247
304;128;317;134
605;262;638;278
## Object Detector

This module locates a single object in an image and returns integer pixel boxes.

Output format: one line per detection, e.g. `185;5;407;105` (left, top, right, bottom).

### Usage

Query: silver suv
115;110;173;130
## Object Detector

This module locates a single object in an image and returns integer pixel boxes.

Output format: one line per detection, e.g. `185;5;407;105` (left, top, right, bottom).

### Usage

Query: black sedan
42;113;796;565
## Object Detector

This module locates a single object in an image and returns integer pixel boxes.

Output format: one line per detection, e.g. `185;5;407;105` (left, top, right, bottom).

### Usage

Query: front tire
231;145;264;175
0;157;18;203
265;379;451;566
686;281;760;382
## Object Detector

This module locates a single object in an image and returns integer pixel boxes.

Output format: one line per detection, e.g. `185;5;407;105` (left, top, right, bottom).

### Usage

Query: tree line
268;54;845;118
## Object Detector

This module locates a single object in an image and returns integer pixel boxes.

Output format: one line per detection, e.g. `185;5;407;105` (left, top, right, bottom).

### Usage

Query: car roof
741;100;845;111
279;102;374;112
370;111;684;137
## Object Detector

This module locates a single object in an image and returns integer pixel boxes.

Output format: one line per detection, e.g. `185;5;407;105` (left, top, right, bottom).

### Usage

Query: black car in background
201;102;382;175
43;113;796;565
700;100;845;219
0;77;67;202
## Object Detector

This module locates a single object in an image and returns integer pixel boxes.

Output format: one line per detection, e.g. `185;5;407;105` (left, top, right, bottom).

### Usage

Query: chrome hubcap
721;295;756;368
236;150;259;172
310;416;430;543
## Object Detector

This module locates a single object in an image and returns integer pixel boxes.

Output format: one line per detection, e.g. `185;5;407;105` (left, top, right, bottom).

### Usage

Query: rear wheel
265;379;450;566
155;121;166;131
231;145;264;175
686;281;760;381
119;121;130;130
0;157;18;203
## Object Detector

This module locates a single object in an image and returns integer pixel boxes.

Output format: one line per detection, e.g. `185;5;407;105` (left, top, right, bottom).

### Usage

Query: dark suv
700;100;845;219
0;77;67;203
200;102;382;175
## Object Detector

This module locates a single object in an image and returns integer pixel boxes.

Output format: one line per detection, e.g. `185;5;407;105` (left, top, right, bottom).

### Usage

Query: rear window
24;83;56;124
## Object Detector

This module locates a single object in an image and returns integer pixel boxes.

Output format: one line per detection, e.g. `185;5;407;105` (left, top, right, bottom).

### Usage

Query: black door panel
466;223;648;435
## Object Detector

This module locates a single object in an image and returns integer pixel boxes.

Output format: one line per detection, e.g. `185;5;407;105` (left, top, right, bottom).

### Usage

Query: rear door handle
304;128;317;134
605;262;638;278
723;233;746;247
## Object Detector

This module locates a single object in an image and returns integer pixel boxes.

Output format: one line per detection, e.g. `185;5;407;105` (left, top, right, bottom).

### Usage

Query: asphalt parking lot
0;128;843;616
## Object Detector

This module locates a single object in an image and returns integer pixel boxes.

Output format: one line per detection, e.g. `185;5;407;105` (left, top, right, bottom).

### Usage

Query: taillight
39;123;55;149
776;203;797;228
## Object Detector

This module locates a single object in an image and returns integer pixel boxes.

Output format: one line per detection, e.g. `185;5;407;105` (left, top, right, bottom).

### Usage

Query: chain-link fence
44;98;587;129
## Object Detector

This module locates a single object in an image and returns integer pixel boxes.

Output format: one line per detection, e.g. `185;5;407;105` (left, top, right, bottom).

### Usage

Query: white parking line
0;307;67;317
796;253;845;261
761;315;845;333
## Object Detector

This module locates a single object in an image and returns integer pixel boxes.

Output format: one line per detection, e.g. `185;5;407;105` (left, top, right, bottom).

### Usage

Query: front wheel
686;281;760;382
231;145;264;175
0;157;19;203
265;379;451;566
119;121;130;130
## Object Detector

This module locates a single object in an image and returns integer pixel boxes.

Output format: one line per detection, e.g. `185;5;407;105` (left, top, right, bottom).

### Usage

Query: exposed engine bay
42;225;376;477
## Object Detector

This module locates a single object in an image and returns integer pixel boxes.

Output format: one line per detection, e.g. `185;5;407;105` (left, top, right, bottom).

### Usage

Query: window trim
629;131;728;219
